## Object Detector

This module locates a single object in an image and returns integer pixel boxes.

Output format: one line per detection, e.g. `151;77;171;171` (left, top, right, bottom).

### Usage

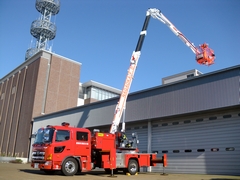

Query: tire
61;158;78;176
127;159;138;175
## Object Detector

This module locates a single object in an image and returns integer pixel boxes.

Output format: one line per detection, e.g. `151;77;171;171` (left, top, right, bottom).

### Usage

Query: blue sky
0;0;239;93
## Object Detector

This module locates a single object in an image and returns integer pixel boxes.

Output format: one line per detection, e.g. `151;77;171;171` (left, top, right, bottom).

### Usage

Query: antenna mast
25;0;60;60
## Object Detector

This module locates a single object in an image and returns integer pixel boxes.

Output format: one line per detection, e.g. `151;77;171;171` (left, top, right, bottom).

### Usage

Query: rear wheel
61;158;78;176
127;159;138;175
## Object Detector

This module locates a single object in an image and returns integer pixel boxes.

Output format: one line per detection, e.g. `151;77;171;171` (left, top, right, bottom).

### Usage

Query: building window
12;86;16;94
79;86;85;99
173;150;180;153
196;118;203;122
86;87;91;98
226;147;235;151
211;148;219;152
223;114;232;118
187;74;194;78
86;86;118;101
162;150;168;153
209;116;217;120
1;93;4;100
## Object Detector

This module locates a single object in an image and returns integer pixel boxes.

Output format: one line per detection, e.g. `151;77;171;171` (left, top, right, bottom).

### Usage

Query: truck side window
77;132;88;141
55;130;70;142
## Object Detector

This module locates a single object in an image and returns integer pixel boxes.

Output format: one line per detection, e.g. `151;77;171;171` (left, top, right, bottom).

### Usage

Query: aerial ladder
110;8;215;135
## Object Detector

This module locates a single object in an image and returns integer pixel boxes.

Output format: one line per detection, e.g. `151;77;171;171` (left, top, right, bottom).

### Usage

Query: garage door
151;112;240;175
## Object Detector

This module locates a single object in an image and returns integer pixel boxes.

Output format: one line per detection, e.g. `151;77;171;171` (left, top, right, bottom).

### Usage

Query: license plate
34;163;39;168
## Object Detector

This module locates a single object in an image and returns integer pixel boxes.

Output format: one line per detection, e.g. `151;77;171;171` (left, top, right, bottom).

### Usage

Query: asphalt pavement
0;162;239;180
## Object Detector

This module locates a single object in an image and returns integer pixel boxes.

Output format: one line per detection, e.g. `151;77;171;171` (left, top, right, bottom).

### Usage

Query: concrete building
78;80;121;106
0;50;80;157
31;65;240;175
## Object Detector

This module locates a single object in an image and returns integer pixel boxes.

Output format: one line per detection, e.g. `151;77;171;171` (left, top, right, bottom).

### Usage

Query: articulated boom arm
110;8;215;134
148;8;198;54
148;8;215;66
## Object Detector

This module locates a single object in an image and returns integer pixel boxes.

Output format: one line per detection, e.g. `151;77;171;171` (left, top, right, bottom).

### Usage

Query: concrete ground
0;162;239;180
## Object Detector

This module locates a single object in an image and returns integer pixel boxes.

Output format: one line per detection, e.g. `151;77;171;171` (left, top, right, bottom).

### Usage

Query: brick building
0;50;80;157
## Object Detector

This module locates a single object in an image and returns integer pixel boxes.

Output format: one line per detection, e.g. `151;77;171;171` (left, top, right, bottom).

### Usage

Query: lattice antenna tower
25;0;60;60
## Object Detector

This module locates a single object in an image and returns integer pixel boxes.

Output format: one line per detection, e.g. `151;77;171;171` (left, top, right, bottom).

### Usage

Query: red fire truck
31;122;167;176
31;8;214;176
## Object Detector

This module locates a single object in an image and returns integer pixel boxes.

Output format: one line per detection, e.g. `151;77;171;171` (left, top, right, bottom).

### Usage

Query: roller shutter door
151;113;240;175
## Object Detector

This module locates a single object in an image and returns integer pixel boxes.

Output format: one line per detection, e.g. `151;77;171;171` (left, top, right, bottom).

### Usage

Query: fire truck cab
31;122;92;175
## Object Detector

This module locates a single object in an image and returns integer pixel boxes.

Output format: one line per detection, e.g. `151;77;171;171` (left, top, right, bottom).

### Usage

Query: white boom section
147;8;199;54
109;51;141;134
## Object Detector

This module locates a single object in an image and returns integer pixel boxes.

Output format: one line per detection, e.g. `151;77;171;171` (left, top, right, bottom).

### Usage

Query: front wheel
127;159;138;175
61;158;78;176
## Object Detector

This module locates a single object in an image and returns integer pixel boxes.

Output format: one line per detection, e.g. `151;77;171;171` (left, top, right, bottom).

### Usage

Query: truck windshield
34;128;54;144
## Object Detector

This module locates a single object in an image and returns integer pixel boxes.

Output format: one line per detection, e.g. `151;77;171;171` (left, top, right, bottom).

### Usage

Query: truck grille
32;151;45;160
